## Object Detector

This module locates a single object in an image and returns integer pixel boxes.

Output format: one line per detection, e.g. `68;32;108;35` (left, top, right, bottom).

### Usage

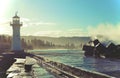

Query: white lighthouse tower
10;12;23;52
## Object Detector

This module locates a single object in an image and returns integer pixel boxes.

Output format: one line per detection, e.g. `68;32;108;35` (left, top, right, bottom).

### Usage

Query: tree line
0;35;82;52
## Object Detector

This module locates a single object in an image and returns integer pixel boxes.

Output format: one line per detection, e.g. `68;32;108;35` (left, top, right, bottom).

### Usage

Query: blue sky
0;0;120;38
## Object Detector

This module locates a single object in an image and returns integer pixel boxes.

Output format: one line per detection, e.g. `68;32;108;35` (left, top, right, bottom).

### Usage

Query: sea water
29;49;120;77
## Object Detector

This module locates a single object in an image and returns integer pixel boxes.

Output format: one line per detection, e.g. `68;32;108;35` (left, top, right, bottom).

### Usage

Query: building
10;12;23;52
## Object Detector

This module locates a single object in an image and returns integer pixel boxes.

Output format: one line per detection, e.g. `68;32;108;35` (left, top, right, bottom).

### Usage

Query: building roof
13;15;20;18
13;12;20;18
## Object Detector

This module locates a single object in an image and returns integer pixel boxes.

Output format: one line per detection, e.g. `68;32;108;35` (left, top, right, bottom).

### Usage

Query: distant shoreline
28;48;82;51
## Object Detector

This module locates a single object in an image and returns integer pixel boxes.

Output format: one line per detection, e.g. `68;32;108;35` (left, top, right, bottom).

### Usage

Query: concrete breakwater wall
33;55;115;78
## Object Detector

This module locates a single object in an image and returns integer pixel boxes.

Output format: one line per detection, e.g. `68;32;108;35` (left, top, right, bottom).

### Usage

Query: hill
22;36;91;46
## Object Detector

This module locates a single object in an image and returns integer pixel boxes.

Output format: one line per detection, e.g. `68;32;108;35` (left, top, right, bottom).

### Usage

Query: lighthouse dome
13;15;20;18
13;12;20;18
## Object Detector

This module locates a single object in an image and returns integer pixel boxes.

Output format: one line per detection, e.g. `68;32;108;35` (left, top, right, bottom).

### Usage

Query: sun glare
0;26;6;34
0;0;11;17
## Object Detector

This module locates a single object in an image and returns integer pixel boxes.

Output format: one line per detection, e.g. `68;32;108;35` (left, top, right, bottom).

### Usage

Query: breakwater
1;50;118;78
33;54;115;78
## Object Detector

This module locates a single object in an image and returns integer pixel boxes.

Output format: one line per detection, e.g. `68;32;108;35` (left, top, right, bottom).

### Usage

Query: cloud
87;23;120;43
20;18;56;27
0;17;57;35
29;22;56;26
32;30;62;37
20;18;31;27
21;18;30;22
0;18;10;25
1;16;120;44
0;18;11;35
26;29;87;37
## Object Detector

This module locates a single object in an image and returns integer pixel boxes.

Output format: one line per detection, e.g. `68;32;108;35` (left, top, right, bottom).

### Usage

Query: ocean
29;49;120;77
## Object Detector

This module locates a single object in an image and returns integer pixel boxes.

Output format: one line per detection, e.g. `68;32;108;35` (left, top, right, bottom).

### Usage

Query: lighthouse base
11;50;26;58
11;49;25;53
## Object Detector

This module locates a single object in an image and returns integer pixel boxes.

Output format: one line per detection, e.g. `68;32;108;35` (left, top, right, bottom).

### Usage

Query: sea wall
34;55;115;78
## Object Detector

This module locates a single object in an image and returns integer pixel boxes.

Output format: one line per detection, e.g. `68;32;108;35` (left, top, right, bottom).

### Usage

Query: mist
87;23;120;44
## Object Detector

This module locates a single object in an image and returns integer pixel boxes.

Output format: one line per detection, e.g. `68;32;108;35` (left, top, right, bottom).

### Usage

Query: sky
0;0;120;40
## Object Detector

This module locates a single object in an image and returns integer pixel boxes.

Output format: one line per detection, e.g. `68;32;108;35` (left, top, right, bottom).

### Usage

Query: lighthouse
10;12;23;52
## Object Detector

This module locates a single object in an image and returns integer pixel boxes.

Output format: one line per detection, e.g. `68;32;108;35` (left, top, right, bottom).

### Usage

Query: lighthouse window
13;18;19;20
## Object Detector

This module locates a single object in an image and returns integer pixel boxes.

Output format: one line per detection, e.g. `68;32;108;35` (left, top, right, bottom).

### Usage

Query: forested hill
0;35;91;52
22;36;91;46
